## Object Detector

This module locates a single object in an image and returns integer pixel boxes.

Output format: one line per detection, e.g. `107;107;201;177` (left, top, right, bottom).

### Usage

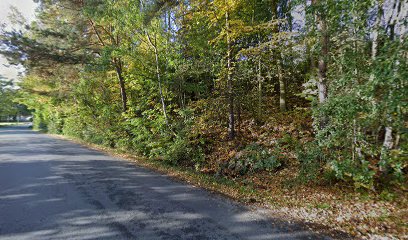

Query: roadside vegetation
0;0;406;238
0;76;31;123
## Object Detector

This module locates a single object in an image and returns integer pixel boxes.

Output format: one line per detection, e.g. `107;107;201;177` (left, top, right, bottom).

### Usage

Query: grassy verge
49;133;407;239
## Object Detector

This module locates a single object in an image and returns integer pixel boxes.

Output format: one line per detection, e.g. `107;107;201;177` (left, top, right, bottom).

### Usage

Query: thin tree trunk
383;126;394;149
146;32;170;127
257;58;262;117
89;20;128;113
254;7;262;119
226;10;235;140
139;0;144;12
180;76;185;109
168;10;171;36
312;0;329;129
311;0;328;104
371;0;382;61
278;58;286;111
271;0;286;112
114;59;128;112
371;31;379;60
317;20;328;105
237;98;241;136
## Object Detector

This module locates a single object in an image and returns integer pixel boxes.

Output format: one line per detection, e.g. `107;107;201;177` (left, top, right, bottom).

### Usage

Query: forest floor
53;132;408;240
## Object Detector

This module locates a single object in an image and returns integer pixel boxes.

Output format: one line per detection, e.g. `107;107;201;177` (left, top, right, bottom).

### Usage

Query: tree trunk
383;126;394;149
168;10;171;36
257;58;262;118
371;1;381;61
89;20;128;113
270;0;286;112
311;0;328;104
312;0;329;129
379;0;406;168
317;21;328;104
226;11;235;140
278;58;286;111
380;0;400;164
397;0;407;39
154;48;169;127
146;32;170;127
237;98;241;136
114;59;128;112
380;0;406;164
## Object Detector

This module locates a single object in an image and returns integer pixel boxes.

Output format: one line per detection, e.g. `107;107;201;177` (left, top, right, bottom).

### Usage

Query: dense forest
1;0;407;190
0;0;407;236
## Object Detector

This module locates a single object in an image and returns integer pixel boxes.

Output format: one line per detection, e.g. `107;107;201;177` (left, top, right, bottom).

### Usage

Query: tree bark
380;0;398;163
226;10;235;140
317;21;328;104
312;0;329;129
311;0;328;104
257;58;262;117
278;58;286;111
380;0;407;166
114;60;128;112
371;2;381;61
397;0;407;40
270;0;286;112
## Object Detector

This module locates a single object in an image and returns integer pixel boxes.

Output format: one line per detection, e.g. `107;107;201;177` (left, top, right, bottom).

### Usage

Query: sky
0;0;38;81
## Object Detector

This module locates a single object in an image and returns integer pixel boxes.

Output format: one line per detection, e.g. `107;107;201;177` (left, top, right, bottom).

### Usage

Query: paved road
0;125;330;240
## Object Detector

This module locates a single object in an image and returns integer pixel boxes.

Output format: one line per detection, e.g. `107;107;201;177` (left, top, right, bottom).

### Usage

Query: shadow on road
0;126;339;240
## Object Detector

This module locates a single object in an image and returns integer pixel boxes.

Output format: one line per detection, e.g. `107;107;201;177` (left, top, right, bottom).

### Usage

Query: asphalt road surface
0;125;332;240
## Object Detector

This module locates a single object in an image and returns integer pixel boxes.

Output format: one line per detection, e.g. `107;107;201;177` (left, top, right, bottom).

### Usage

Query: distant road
0;126;331;240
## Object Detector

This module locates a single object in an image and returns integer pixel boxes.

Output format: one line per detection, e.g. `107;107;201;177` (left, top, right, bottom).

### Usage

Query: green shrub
163;109;205;167
32;111;47;131
296;141;378;190
46;112;64;134
330;159;375;190
164;136;204;167
224;143;284;175
296;141;327;183
62;115;85;138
